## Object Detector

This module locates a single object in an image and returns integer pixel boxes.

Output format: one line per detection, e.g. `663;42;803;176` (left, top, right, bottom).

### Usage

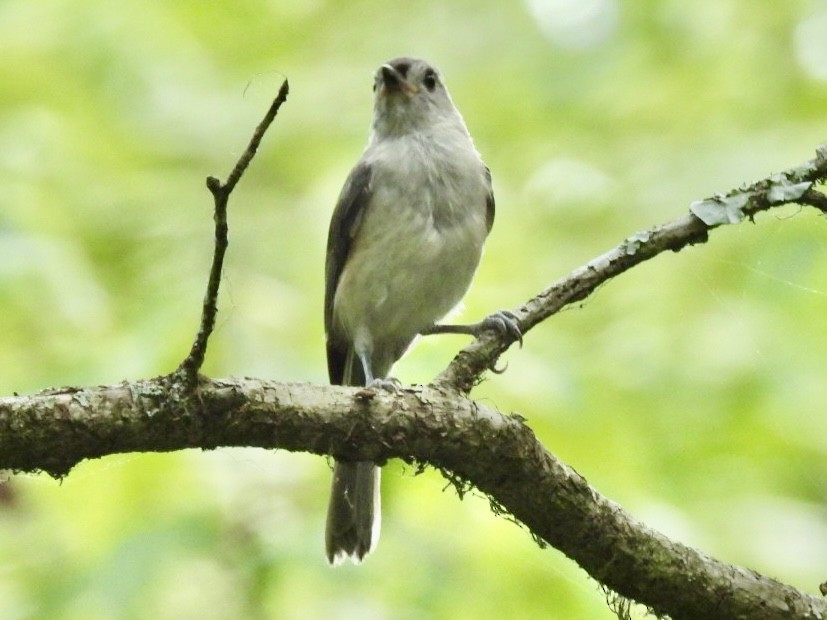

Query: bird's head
371;57;459;137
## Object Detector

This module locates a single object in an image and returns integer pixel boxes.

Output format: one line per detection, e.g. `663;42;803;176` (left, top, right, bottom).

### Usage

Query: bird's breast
333;144;490;346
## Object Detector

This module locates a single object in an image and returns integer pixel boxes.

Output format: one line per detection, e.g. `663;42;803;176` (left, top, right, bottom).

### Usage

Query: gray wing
324;161;373;385
484;165;495;233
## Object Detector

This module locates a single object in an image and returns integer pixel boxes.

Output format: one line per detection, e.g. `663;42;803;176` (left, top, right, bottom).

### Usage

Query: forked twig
177;79;290;381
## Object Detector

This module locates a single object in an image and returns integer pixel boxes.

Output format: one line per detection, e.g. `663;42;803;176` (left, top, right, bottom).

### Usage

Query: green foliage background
2;1;826;618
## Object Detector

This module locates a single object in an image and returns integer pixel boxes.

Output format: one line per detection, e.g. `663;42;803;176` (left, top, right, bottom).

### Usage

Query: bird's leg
421;310;523;347
356;348;402;391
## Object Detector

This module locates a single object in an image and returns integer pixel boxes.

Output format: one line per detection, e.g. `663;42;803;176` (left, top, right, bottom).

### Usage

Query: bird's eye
422;71;438;92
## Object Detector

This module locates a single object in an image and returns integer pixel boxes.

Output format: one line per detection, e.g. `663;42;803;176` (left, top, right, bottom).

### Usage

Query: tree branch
0;378;824;619
177;80;290;380
436;145;827;393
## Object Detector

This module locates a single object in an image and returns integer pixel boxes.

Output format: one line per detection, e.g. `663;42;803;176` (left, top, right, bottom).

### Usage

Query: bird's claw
480;310;523;347
366;377;402;392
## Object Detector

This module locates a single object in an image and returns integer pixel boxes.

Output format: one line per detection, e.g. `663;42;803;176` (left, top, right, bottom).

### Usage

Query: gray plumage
324;57;494;565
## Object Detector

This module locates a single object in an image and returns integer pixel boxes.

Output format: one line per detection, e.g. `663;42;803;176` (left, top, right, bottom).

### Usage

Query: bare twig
435;145;827;393
177;79;290;381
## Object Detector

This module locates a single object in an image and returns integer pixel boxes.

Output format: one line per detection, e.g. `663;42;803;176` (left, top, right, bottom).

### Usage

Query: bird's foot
476;310;523;347
366;376;402;392
421;310;523;346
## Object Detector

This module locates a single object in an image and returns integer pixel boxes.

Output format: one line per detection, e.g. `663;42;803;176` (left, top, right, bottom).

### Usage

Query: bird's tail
325;460;381;565
325;348;381;565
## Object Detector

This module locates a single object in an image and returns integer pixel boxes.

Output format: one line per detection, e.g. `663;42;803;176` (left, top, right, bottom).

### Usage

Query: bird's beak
379;64;419;96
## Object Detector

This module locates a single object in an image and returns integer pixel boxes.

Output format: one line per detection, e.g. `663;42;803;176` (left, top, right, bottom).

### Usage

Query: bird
323;57;520;565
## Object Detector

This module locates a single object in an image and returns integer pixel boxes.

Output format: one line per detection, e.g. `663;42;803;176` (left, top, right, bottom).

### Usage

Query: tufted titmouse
324;57;519;565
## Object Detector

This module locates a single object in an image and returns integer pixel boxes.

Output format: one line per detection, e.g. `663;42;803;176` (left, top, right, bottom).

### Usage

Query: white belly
334;199;487;348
